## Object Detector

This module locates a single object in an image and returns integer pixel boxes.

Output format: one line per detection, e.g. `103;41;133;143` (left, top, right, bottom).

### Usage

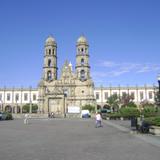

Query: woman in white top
95;112;102;128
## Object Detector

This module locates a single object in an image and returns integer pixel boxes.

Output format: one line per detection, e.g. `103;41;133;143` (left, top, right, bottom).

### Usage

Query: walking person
95;112;102;128
24;113;29;124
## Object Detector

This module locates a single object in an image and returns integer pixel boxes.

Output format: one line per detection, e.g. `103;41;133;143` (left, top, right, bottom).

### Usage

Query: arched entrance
97;105;101;110
48;98;63;117
5;105;12;113
17;106;21;113
103;104;110;109
12;106;21;113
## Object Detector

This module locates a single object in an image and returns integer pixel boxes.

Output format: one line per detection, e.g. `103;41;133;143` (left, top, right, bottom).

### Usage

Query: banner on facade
68;106;80;113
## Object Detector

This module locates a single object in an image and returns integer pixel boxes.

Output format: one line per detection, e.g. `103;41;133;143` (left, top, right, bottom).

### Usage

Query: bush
127;102;137;108
119;107;140;119
108;112;121;120
32;104;38;113
142;107;157;118
22;104;29;113
82;104;95;113
144;116;160;126
22;104;38;113
3;112;13;120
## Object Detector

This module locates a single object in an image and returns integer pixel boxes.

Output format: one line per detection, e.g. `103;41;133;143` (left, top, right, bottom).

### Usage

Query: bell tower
76;36;90;81
43;36;58;81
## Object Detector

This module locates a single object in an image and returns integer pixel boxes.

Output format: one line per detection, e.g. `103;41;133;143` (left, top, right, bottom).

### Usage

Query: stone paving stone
0;119;160;160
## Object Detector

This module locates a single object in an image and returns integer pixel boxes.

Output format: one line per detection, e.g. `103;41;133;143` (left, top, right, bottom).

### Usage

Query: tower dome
77;36;88;45
45;36;56;46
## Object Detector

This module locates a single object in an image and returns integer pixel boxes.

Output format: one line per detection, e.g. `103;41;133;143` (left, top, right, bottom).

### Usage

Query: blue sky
0;0;160;88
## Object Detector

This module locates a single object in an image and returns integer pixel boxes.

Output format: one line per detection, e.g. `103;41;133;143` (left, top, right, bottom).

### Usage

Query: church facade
0;36;158;116
37;36;96;116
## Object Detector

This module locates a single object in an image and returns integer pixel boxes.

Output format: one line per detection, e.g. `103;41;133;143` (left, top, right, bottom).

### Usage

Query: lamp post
29;86;32;114
63;90;67;118
29;100;32;114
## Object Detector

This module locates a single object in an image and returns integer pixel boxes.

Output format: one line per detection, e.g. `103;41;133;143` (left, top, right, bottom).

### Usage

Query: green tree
32;104;38;113
22;104;29;113
106;94;119;112
140;100;154;108
119;107;140;118
82;104;95;113
155;91;160;107
142;106;157;118
22;104;38;113
120;93;136;108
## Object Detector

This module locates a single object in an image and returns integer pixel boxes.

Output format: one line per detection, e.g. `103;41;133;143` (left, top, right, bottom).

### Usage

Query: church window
113;92;117;95
104;92;108;100
33;94;37;101
122;92;126;96
0;93;2;100
130;92;135;99
49;49;51;55
140;91;144;100
80;70;85;80
24;93;28;101
7;93;10;101
148;91;153;99
81;58;84;65
96;92;99;100
47;71;52;81
81;48;84;52
15;94;19;101
48;59;51;67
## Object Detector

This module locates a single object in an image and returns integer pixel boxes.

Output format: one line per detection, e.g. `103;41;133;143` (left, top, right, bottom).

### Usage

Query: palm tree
106;94;119;112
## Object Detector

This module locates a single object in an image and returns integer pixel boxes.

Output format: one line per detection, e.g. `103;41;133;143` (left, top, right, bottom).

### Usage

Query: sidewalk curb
103;120;160;148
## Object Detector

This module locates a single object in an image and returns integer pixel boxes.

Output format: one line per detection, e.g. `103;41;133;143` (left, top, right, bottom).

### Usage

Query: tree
22;104;29;113
32;104;38;113
120;93;136;108
106;94;119;112
155;91;160;107
119;107;140;118
82;104;95;113
22;104;38;113
140;100;154;108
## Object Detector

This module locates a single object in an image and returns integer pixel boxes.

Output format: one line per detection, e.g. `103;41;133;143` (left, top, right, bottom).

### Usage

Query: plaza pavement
0;118;160;160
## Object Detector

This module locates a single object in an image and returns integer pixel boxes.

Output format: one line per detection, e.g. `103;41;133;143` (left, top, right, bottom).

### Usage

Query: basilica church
37;36;96;116
0;36;156;116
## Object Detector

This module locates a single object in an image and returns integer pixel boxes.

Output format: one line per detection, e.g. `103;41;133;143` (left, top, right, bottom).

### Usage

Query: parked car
0;112;7;120
100;109;108;119
81;110;91;118
0;112;12;120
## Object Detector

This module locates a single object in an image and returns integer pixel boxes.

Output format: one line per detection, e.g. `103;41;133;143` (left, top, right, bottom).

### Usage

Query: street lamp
63;90;68;118
29;100;32;114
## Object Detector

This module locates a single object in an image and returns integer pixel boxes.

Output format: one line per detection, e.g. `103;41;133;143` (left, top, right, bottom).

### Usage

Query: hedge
119;107;140;118
144;116;160;126
141;107;158;118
